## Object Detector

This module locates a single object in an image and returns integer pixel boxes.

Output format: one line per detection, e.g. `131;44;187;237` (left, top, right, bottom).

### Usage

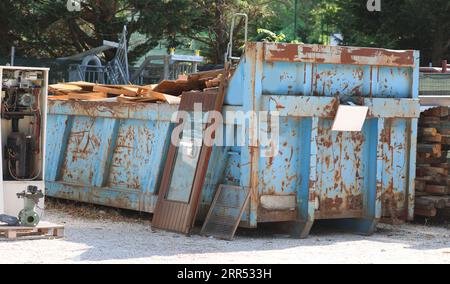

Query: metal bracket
225;13;248;63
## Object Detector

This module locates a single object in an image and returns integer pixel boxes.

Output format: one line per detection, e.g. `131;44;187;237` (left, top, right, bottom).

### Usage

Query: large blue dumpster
46;42;420;237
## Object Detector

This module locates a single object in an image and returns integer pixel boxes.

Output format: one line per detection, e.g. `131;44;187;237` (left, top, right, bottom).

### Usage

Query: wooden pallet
415;106;450;218
0;222;65;240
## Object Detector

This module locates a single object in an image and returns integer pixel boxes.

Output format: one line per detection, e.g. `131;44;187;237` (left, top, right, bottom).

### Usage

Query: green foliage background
0;0;448;65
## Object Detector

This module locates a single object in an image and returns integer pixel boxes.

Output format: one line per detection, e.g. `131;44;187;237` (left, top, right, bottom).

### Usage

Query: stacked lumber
415;106;450;218
48;69;224;105
49;82;181;104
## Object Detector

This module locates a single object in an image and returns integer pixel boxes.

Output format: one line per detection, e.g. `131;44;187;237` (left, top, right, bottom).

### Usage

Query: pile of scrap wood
48;69;224;105
415;106;450;219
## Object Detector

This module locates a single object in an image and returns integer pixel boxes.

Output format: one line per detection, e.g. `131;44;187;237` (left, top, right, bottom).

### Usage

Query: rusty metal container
46;42;420;237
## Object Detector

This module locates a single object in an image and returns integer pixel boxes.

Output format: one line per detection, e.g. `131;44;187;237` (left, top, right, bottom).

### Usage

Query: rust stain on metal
323;196;344;212
265;43;415;67
258;208;297;223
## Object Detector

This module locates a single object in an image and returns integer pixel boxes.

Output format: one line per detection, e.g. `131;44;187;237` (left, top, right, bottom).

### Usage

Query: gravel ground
0;206;449;264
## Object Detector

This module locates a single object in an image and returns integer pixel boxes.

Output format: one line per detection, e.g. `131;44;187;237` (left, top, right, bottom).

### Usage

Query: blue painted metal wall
46;102;175;212
46;42;420;237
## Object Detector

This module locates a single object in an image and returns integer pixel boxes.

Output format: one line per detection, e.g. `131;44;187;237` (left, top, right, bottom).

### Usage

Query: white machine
0;66;48;217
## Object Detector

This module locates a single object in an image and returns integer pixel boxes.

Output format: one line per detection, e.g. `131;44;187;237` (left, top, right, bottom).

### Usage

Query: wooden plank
146;91;181;105
53;228;65;238
419;116;441;126
421;134;442;143
417;166;448;177
116;96;157;104
154;79;201;96
204;73;223;88
415;175;448;185
443;135;450;145
428;197;448;209
415;191;428;197
416;155;447;164
417;144;441;156
425;185;449;195
422;107;449;117
0;222;65;240
49;84;83;92
188;69;224;81
66;81;96;87
48;95;70;101
417;196;449;209
419;128;438;137
0;222;65;231
415;197;434;208
6;230;17;240
68;92;108;101
93;85;138;97
415;207;437;217
65;81;96;91
417;152;432;160
415;179;426;192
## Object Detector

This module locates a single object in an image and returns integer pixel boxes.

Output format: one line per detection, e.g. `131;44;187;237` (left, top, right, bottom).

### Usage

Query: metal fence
420;73;450;96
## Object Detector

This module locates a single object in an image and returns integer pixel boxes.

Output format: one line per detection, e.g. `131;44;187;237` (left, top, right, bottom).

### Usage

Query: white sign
332;105;369;132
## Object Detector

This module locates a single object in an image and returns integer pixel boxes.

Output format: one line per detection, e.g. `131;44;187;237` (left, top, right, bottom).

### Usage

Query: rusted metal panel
220;42;420;237
264;43;416;67
258;209;297;223
263;97;420;118
48;100;177;121
46;41;420;238
45;101;172;213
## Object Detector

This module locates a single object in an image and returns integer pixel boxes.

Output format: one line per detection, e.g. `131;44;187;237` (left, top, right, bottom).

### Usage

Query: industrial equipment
17;186;44;227
0;66;48;217
0;185;44;227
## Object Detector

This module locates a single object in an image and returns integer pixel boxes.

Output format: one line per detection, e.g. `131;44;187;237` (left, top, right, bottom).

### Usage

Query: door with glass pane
152;91;220;234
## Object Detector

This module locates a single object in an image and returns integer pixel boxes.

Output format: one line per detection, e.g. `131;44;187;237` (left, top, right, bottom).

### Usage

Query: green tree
1;0;332;64
163;0;276;64
264;0;332;44
0;1;20;56
0;0;187;62
333;0;450;65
